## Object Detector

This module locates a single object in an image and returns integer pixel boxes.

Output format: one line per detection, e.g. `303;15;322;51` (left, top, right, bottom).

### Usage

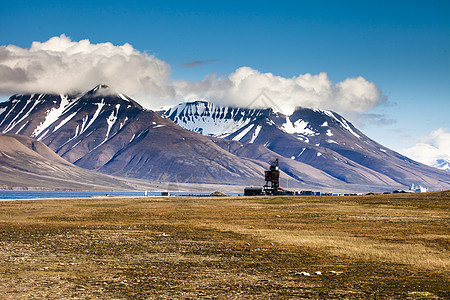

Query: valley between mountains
0;85;449;192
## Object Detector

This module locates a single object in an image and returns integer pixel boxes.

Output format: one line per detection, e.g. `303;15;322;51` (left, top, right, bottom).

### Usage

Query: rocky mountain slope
164;101;450;190
1;86;449;191
0;133;135;190
0;86;267;186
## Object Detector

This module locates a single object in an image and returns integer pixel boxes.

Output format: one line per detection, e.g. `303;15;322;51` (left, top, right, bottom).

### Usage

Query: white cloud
0;34;175;105
400;128;450;165
0;35;384;115
175;66;382;114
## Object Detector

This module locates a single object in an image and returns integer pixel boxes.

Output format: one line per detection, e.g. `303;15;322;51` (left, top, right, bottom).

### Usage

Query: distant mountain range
1;85;449;191
0;85;265;187
163;101;450;190
432;158;450;172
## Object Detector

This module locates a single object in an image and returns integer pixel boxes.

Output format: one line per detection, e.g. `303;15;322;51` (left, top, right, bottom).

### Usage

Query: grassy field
0;191;449;299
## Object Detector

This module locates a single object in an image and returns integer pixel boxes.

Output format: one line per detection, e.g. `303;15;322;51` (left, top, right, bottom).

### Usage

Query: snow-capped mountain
1;87;449;190
0;86;268;185
164;101;364;144
432;158;450;172
164;101;450;190
165;101;275;138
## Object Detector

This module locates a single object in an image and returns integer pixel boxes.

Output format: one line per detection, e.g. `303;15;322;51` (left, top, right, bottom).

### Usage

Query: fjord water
0;191;239;200
0;191;150;200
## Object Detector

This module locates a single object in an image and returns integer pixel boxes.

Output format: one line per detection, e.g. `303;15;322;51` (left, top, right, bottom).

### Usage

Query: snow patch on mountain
16;121;29;134
4;99;38;134
119;116;128;130
3;96;48;134
249;125;262;143
33;95;70;138
166;101;260;137
0;107;7;117
0;102;19;128
281;118;316;136
81;100;105;135
314;108;360;138
233;124;254;141
105;105;119;139
432;158;450;172
54;111;78;132
119;94;130;101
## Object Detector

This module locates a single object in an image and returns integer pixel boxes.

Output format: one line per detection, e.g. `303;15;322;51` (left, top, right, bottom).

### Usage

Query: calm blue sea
0;191;239;200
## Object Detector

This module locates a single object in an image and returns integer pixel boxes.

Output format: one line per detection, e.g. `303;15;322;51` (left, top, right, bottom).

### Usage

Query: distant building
300;191;314;196
244;187;264;196
410;184;427;193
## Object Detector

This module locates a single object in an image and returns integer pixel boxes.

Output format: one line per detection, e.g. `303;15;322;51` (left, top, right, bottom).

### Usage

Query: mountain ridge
1;86;449;191
432;158;450;172
163;100;450;190
0;87;270;186
0;133;135;190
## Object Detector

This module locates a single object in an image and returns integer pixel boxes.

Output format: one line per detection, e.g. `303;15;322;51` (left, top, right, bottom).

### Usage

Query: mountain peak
81;84;143;109
86;84;114;96
165;101;275;137
94;83;110;90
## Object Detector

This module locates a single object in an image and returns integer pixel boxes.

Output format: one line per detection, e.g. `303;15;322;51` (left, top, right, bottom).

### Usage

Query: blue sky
1;0;449;162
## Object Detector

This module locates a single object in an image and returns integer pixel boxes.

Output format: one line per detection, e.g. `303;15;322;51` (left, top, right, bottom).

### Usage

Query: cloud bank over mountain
0;34;175;100
175;67;382;115
400;128;450;166
1;35;383;115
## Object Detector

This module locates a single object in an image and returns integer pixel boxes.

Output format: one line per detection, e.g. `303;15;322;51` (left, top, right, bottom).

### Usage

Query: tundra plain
0;191;449;299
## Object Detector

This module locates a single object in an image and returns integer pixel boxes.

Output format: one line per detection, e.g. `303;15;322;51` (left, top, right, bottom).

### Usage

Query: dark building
244;187;264;196
264;158;280;195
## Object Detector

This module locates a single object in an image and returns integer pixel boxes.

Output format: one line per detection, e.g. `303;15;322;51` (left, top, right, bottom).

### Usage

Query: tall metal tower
264;158;280;195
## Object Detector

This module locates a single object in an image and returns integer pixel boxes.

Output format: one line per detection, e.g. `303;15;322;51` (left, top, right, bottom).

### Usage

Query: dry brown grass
0;191;449;298
212;226;449;271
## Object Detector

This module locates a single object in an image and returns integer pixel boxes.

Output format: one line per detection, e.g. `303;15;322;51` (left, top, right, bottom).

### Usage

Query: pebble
329;270;343;275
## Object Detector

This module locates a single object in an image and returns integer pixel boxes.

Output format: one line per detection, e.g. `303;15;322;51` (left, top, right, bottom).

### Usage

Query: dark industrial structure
244;158;292;196
264;158;281;195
